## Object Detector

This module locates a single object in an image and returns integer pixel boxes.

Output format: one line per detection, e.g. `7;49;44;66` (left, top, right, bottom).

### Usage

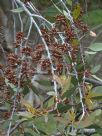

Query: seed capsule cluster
4;10;88;85
15;32;24;48
7;53;21;67
5;68;17;85
22;47;33;56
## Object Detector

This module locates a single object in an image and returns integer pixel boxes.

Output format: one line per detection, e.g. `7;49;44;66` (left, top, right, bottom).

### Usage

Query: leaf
11;7;24;13
91;75;102;82
95;109;102;116
91;93;102;100
68;109;76;123
20;97;48;117
37;129;48;135
43;5;61;21
55;116;68;125
1;120;10;129
85;89;102;100
24;128;40;136
17;111;33;118
20;97;37;115
47;91;56;96
5;78;18;92
89;43;102;52
93;86;102;93
37;80;51;87
92;134;101;136
62;76;71;93
85;97;93;110
88;125;102;135
90;92;102;98
66;0;72;6
47;97;54;108
53;75;71;93
85;84;102;100
44;115;48;123
24;132;34;136
62;86;75;98
53;75;63;87
75;115;93;128
91;65;101;73
76;110;100;128
30;84;39;96
72;3;81;19
50;0;62;14
63;10;68;18
85;51;96;54
57;103;71;113
23;85;29;95
34;115;56;135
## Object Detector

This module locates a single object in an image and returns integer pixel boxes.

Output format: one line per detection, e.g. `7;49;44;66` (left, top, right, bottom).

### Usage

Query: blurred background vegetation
28;0;102;27
81;0;102;27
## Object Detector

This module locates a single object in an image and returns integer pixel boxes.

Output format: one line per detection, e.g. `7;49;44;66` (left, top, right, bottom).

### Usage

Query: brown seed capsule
22;47;32;56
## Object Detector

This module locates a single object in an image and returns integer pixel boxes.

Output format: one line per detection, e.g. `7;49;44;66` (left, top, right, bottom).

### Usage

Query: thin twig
59;0;86;120
9;119;26;135
7;1;24;135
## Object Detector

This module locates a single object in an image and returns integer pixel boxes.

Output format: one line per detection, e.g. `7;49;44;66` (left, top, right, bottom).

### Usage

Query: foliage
0;0;102;136
82;9;102;27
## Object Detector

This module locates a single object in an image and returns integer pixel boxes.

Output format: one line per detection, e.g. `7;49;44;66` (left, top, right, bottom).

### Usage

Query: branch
78;128;96;135
9;119;26;135
91;106;102;111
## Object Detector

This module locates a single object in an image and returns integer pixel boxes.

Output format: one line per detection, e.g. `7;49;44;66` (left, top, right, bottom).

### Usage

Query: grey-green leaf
85;51;96;55
91;65;101;73
89;43;102;51
11;7;24;13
